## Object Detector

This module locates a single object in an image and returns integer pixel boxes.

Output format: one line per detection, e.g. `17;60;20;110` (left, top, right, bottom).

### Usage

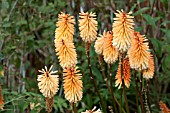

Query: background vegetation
0;0;170;112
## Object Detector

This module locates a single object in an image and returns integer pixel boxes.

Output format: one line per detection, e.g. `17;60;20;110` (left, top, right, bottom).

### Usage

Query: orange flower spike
128;32;150;71
94;30;107;55
103;31;119;64
115;57;131;89
79;12;98;43
112;10;134;52
159;101;170;113
55;12;75;42
123;57;131;88
143;53;155;79
55;39;77;68
63;66;83;103
115;64;122;89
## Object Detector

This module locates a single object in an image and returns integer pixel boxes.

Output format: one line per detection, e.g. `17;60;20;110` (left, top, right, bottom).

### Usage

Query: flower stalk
140;72;145;113
108;64;118;113
72;102;78;113
134;70;139;113
86;42;106;113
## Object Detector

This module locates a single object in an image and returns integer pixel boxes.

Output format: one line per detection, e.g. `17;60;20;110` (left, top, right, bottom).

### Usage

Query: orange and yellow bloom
115;57;131;89
63;66;83;103
37;65;59;98
55;40;77;68
55;12;75;42
79;12;98;43
143;54;154;79
94;31;106;55
128;32;150;71
112;10;134;52
103;31;119;64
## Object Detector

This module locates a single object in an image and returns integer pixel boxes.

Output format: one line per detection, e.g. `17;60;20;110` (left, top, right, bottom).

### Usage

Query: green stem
146;80;152;113
120;89;123;113
134;70;139;113
109;64;118;113
123;83;130;113
72;102;77;113
86;43;106;113
140;72;145;113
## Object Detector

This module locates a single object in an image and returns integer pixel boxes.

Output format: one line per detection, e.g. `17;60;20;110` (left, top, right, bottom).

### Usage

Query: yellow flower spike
55;12;75;42
37;65;59;98
79;12;98;43
94;30;107;55
143;53;155;79
55;39;77;68
115;57;131;89
63;66;83;103
112;10;134;52
103;31;119;64
128;32;150;71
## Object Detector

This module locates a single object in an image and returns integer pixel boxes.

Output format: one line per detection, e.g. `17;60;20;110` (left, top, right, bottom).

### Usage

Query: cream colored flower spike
128;32;150;71
63;66;83;103
143;53;154;79
37;65;59;98
94;30;107;55
55;39;77;68
103;31;119;64
82;106;102;113
79;12;98;43
112;10;134;52
55;12;75;42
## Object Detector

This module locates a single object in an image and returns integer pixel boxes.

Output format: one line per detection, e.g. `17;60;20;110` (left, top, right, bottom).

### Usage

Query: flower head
115;57;131;89
37;65;59;98
63;66;83;103
159;101;170;113
143;53;154;79
79;12;98;42
82;106;102;113
128;32;150;71
55;12;75;42
55;39;77;68
103;31;119;64
112;10;134;52
94;30;106;55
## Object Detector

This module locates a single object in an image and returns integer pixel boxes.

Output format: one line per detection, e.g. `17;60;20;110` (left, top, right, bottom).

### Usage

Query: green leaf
3;22;11;27
162;54;170;71
1;0;9;10
161;29;170;42
142;14;160;28
92;67;103;82
150;38;163;58
130;4;136;12
133;7;149;16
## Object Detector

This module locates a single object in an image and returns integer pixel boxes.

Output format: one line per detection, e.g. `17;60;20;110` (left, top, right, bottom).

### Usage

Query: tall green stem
146;80;152;113
134;70;139;113
108;64;118;113
120;89;123;113
140;72;145;113
86;43;106;113
72;102;77;113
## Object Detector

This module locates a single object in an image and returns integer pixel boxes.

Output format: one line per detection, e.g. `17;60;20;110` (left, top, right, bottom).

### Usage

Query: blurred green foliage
0;0;170;112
